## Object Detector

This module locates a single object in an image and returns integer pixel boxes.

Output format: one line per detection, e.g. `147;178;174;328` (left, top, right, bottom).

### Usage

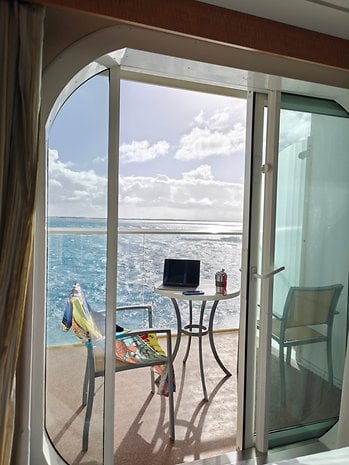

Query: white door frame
30;23;349;465
238;90;282;452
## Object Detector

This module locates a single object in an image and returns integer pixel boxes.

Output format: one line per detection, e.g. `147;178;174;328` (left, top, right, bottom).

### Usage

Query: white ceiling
197;0;349;40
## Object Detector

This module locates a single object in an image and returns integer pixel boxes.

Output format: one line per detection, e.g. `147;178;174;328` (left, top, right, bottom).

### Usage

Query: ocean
47;217;242;346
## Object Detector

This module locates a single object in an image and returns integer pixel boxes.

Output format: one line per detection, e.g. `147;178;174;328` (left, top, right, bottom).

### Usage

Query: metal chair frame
81;304;175;451
271;284;343;404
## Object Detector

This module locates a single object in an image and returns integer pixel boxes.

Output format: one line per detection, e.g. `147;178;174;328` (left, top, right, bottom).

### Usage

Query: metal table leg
198;300;208;400
208;300;231;376
170;297;182;362
170;296;229;399
183;300;193;364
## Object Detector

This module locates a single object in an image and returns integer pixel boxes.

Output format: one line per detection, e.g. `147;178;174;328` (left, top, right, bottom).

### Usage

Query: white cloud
193;103;245;130
175;123;245;161
123;195;143;205
207;109;231;131
193;110;204;126
176;104;246;161
185;197;213;206
48;149;243;221
50;179;62;188
119;173;243;221
48;149;107;217
120;139;170;163
92;155;106;165
183;164;214;181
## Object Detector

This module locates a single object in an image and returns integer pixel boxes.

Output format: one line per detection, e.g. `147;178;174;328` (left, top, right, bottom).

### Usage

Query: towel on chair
62;283;175;396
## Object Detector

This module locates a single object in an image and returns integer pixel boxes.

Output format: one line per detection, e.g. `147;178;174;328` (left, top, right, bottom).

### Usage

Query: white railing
48;227;242;236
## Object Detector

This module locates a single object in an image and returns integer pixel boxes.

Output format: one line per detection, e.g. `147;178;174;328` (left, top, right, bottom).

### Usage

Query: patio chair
62;283;175;451
271;283;343;404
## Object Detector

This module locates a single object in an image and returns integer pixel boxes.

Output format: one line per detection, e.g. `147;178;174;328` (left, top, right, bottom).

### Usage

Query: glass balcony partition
45;218;242;463
267;98;349;445
251;92;349;450
46;219;242;348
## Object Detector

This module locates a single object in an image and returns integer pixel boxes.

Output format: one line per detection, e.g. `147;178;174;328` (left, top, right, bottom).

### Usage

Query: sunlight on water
47;218;242;346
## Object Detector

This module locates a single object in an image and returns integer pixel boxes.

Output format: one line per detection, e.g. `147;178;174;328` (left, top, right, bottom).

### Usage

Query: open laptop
158;258;200;290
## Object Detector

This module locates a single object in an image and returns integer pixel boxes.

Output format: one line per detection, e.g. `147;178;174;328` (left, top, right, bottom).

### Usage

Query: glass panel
268;99;349;445
117;79;245;329
45;72;109;464
116;225;242;330
281;93;349;118
114;79;245;463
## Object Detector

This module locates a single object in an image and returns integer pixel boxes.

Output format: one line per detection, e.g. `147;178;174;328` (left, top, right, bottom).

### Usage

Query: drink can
215;269;227;295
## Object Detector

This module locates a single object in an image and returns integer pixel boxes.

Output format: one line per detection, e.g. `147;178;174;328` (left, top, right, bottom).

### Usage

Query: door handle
251;265;285;280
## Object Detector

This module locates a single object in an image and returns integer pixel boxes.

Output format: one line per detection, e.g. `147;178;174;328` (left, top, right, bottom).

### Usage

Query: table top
154;279;240;301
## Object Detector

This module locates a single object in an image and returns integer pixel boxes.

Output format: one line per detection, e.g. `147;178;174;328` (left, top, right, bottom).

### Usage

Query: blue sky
48;73;247;221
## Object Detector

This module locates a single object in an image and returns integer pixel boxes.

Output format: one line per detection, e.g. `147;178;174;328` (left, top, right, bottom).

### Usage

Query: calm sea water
47;217;242;346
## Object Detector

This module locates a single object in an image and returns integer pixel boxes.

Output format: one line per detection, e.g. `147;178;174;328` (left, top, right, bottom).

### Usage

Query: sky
48;73;247;221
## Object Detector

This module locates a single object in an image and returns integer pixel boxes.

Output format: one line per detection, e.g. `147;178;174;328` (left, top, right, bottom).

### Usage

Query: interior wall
35;0;349;72
42;6;349;91
26;7;349;463
42;7;117;68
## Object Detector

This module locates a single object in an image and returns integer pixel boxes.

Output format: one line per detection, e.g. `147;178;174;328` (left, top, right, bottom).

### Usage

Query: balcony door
43;59;246;465
36;34;349;464
239;91;349;451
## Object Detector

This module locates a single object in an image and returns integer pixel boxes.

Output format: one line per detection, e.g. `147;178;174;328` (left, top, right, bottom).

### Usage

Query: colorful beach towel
61;283;175;396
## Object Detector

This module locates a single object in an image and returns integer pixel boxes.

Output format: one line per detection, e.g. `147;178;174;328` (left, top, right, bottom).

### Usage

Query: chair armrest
116;305;152;312
121;327;173;364
125;327;171;338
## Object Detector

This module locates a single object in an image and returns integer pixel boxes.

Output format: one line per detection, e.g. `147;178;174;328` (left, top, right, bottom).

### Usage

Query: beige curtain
0;1;44;464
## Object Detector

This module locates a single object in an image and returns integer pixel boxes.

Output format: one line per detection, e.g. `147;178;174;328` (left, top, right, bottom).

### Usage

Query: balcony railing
46;225;242;346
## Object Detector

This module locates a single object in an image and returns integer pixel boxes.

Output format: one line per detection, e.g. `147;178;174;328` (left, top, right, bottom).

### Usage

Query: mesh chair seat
272;319;327;344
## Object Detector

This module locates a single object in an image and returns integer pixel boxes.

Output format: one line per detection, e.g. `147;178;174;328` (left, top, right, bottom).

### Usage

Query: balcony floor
46;330;239;465
46;330;341;465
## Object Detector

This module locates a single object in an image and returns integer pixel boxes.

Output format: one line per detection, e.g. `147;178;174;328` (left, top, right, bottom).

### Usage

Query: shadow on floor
46;332;341;465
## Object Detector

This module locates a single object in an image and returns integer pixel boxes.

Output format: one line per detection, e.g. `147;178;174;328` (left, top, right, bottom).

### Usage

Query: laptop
159;258;200;290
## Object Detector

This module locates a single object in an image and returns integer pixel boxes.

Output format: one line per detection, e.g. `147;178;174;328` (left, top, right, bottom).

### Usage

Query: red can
215;269;227;295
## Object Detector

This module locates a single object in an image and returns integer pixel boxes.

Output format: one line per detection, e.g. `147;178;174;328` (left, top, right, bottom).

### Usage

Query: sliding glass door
268;94;349;447
244;91;349;451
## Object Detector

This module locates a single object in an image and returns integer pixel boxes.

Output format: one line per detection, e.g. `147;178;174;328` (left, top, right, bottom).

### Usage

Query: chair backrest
283;284;343;328
62;283;104;343
62;284;168;369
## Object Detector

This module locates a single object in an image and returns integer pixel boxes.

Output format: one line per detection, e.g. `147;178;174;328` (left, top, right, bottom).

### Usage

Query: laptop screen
162;258;200;288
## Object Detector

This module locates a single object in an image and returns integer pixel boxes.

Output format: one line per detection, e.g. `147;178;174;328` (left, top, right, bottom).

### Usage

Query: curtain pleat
0;2;44;464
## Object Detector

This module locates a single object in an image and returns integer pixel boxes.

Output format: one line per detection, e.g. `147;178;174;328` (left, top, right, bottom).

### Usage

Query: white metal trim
255;90;281;453
119;68;247;99
104;66;120;464
30;107;49;465
236;91;253;450
30;76;67;465
238;92;267;450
